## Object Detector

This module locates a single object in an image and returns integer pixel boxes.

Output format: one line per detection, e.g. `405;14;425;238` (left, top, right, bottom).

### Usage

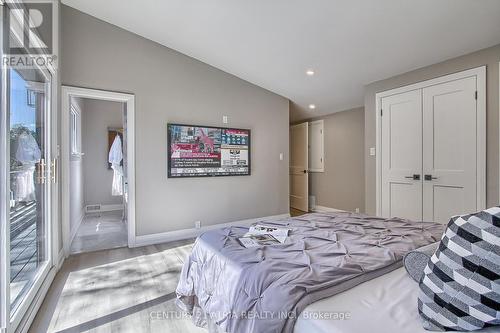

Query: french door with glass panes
1;63;54;333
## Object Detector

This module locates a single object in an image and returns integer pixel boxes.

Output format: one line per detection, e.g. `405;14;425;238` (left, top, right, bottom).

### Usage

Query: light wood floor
290;208;308;217
29;240;207;333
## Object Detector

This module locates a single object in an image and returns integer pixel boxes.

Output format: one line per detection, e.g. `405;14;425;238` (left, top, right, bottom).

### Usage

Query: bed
176;212;444;333
293;266;499;333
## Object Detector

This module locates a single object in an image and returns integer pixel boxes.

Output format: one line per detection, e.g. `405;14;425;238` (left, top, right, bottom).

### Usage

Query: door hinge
475;91;478;100
380;109;383;116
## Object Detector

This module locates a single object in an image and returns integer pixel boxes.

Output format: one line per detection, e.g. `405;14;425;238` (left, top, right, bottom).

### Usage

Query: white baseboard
313;205;346;213
16;265;58;333
18;250;79;332
133;213;290;248
69;210;85;244
57;249;65;269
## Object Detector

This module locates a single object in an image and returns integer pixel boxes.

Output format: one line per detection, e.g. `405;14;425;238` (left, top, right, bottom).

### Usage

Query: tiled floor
70;211;128;255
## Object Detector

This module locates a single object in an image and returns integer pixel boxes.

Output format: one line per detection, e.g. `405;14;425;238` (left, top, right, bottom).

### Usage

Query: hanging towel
111;164;123;196
14;165;37;202
108;134;123;196
16;132;41;164
15;132;41;201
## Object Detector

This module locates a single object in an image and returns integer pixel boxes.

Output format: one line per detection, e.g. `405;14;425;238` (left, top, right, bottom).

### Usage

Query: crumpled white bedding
293;267;499;333
176;212;444;333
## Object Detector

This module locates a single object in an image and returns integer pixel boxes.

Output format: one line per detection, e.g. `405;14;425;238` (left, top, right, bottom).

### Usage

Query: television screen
167;123;251;178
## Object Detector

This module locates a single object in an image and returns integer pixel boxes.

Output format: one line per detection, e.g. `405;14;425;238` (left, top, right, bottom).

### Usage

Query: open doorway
61;87;135;256
69;97;126;254
290;122;309;215
290;120;326;217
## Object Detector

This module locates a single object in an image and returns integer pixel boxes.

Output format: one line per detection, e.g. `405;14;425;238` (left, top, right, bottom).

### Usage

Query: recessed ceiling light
306;69;315;76
309;104;316;110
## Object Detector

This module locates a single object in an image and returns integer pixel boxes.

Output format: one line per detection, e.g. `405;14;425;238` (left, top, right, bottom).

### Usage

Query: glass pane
9;68;50;313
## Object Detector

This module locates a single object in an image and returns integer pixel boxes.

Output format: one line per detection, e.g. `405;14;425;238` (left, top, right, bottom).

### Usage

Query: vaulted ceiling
62;0;500;121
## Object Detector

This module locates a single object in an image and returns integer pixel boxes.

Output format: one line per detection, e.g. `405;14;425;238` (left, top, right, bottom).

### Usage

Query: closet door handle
405;174;420;180
424;175;438;181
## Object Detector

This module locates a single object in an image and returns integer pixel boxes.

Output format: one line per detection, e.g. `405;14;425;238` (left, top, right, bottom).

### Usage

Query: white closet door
381;90;423;220
422;76;477;224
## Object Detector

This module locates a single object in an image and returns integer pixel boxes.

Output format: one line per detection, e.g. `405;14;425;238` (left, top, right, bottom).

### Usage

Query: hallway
70;211;127;254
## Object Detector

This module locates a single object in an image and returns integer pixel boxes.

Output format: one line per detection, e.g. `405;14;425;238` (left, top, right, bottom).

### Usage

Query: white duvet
294;267;499;333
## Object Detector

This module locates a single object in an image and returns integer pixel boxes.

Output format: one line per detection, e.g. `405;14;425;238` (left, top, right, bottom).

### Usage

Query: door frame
61;86;136;256
375;66;486;217
0;5;8;329
289;122;309;212
0;3;60;333
308;120;324;173
9;67;55;333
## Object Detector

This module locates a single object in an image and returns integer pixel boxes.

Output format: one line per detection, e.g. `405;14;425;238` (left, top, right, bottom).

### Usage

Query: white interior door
290;122;309;212
381;90;423;220
422;76;478;223
308;120;324;172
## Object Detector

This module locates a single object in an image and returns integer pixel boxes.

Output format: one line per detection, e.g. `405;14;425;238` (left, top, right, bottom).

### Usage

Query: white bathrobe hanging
108;134;123;196
15;132;41;202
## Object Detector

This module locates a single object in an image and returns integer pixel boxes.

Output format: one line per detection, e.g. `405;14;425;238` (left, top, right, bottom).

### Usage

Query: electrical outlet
222;115;228;124
195;221;201;229
355;208;360;213
369;147;376;156
279;153;284;161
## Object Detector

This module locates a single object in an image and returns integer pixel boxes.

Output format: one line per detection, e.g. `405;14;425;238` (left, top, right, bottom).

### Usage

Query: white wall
364;44;500;214
81;98;124;206
305;107;365;212
61;5;290;236
69;97;85;239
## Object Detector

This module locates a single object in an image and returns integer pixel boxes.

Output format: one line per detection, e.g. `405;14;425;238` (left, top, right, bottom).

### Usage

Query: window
1;3;55;330
70;105;81;156
6;68;52;322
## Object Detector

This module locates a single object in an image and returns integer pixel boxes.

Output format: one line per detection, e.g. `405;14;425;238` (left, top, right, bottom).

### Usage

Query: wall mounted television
167;123;251;178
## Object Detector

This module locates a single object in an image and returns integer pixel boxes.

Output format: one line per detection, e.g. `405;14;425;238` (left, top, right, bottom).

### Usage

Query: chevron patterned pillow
417;207;500;331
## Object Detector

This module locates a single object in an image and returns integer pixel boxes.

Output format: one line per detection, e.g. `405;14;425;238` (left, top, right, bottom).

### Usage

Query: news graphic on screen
167;124;251;178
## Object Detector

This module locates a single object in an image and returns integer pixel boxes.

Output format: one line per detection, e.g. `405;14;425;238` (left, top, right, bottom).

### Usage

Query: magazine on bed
238;224;291;248
238;234;281;248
